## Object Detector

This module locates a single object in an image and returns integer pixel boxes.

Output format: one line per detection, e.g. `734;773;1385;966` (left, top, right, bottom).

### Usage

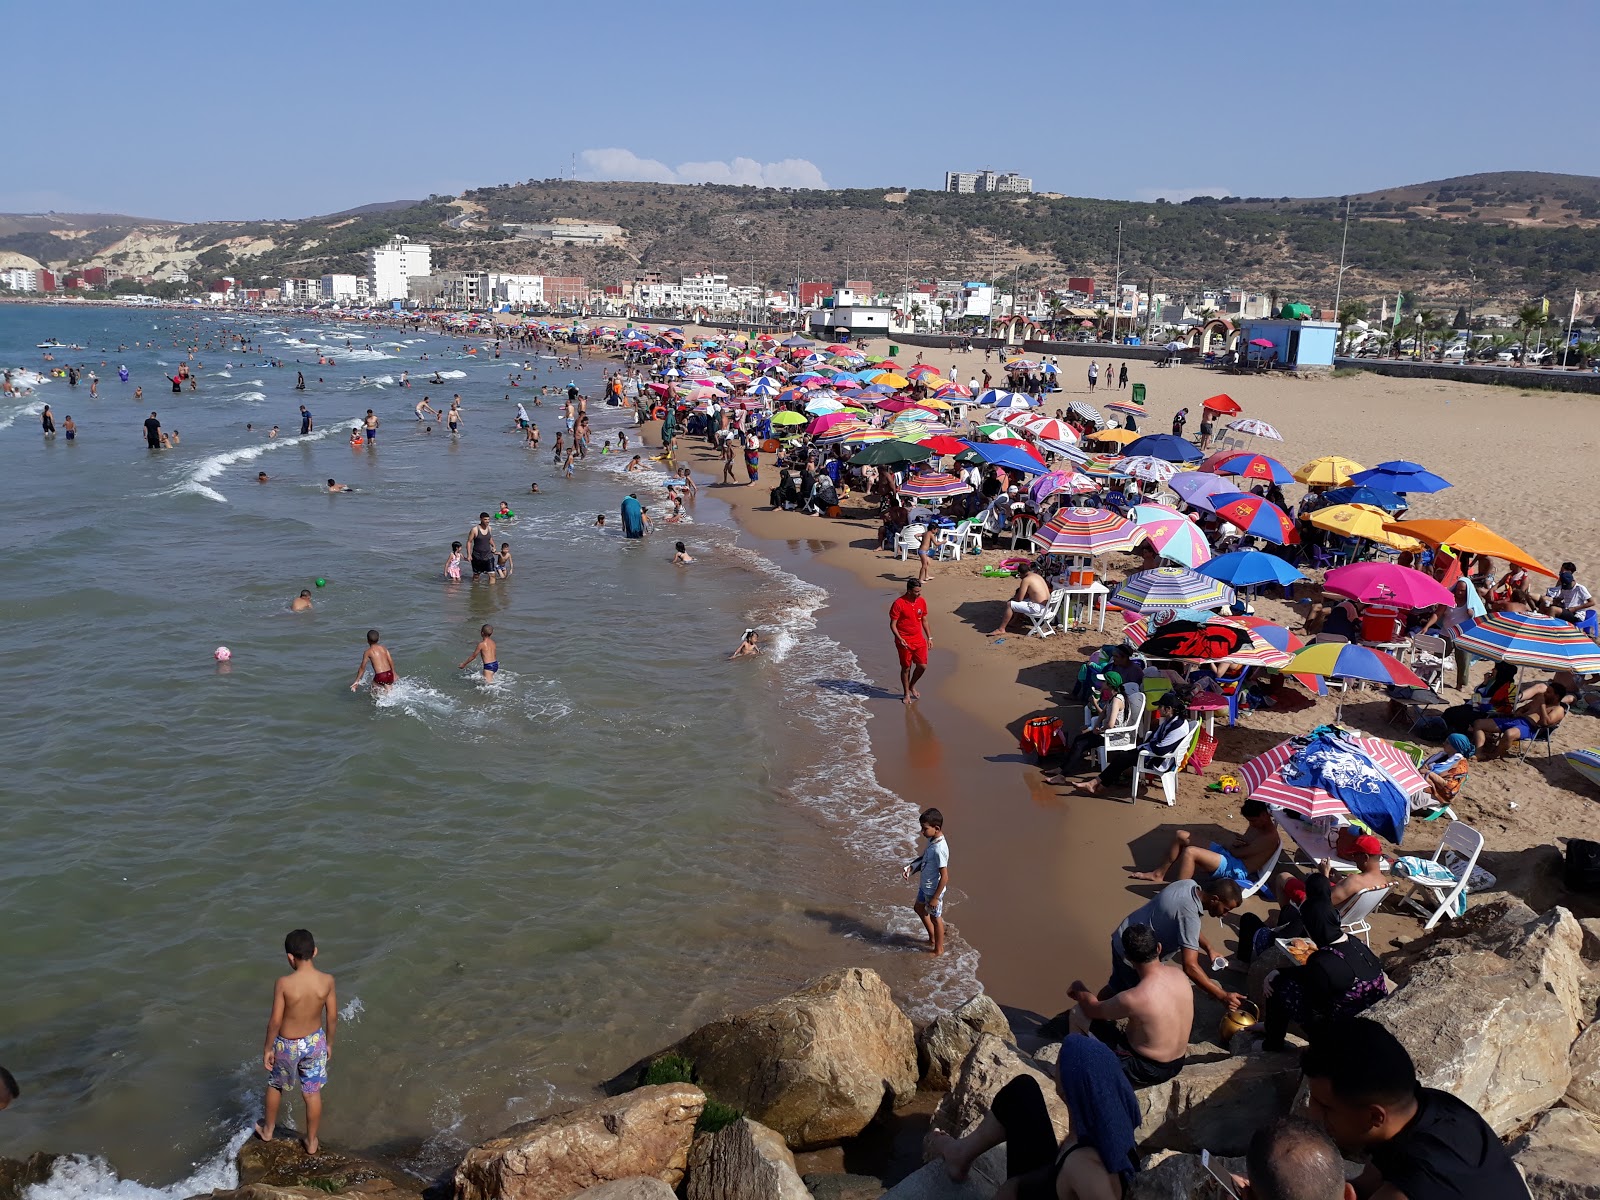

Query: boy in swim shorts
255;928;336;1155
460;624;498;681
351;629;397;691
901;808;949;956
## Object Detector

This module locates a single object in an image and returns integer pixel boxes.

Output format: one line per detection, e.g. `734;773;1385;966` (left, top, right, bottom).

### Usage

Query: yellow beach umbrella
1295;456;1364;486
1310;504;1423;550
872;372;910;388
1088;428;1142;446
918;397;954;410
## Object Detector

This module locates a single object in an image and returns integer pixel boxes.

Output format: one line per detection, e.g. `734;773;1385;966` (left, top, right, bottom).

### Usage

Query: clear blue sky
4;0;1596;221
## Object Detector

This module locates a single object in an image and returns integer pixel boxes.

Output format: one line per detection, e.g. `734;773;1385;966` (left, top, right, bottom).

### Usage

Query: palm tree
1336;300;1368;355
1093;307;1110;340
936;299;952;330
1045;293;1067;337
1515;303;1546;365
910;301;925;330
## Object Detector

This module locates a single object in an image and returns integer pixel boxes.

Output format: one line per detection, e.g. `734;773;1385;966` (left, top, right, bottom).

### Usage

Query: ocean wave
24;1127;250;1200
431;369;466;380
214;370;231;378
170;423;349;503
0;400;45;431
232;392;266;404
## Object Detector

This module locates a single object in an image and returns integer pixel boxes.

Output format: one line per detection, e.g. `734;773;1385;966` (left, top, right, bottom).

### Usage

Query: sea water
0;306;975;1192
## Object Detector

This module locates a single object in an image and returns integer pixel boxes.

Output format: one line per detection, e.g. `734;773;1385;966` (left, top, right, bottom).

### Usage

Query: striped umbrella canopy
1124;609;1241;646
1018;416;1078;443
934;383;973;398
1294;455;1364;486
1080;453;1130;478
811;419;875;443
1032;507;1141;555
1067;401;1105;428
1211;493;1300;544
1119;455;1183;484
1109;566;1235;614
1105;401;1146;417
1283;643;1426;689
900;470;974;499
1212;451;1294;485
1031;470;1098;504
1039;438;1091;463
1454;611;1600;672
1243;733;1426;820
750;377;780;394
1127;507;1213;568
1228;418;1283;440
904;364;942;379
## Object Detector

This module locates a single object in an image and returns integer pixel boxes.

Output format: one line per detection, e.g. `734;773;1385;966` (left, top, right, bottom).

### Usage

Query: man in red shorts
890;578;931;704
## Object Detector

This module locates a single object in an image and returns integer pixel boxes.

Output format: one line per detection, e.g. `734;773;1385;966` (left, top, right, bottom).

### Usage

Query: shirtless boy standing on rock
256;929;337;1154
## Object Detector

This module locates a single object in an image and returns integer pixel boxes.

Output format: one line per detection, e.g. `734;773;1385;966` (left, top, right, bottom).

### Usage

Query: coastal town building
369;235;431;302
320;274;369;303
501;221;624;246
281;278;319;304
944;169;1032;194
2;267;40;292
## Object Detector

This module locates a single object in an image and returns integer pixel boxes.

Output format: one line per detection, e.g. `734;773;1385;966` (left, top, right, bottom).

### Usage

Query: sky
4;0;1597;222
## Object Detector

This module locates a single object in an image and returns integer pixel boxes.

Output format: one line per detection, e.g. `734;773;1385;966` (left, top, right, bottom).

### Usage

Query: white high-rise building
944;169;1032;194
1;267;39;292
320;274;366;302
369;236;432;302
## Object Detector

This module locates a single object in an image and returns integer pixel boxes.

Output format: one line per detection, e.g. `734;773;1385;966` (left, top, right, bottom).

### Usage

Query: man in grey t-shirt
1106;878;1245;1009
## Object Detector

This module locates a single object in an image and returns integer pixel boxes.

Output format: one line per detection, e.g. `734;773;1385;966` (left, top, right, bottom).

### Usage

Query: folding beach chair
1339;885;1393;946
1396;820;1485;931
1022;589;1068;639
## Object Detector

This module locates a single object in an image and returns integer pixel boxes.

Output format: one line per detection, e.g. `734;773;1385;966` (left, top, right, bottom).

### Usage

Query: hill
4;171;1598;305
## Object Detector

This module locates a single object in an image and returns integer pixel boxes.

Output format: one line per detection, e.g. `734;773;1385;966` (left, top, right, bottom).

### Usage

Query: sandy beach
663;348;1600;1016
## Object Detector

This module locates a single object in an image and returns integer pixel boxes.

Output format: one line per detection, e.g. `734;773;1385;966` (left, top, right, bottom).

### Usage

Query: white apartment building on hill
369;236;431;302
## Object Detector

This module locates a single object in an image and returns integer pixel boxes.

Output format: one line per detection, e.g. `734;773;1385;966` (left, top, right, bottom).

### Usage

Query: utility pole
1109;222;1123;345
1332;196;1351;322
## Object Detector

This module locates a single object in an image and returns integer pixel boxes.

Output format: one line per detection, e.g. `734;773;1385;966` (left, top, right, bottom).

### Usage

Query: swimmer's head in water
299;589;312;599
675;542;687;553
327;478;336;487
366;629;380;645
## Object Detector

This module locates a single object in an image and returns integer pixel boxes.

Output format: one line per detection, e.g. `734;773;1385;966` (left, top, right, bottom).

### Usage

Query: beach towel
1020;716;1064;759
1282;732;1410;843
1393;855;1492;918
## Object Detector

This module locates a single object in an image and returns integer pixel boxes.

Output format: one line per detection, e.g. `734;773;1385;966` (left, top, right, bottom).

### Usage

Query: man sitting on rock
1106;877;1248;1012
1129;799;1281;887
1240;1116;1355;1200
1065;924;1191;1087
1300;1017;1529;1200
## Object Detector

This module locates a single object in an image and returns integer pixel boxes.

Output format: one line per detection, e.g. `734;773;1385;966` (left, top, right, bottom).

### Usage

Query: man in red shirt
890;578;931;703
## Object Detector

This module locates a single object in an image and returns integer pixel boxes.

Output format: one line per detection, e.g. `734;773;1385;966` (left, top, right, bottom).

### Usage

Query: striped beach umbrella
1243;734;1426;820
1211;493;1299;545
1211;451;1294;485
1227;418;1283;440
1080;453;1130;478
900;471;973;500
1454;611;1600;672
1110;566;1234;614
1564;748;1600;790
1283;643;1426;689
1127;507;1213;568
1067;401;1104;428
1032;507;1141;555
1030;470;1098;505
1018;416;1078;443
1119;456;1182;485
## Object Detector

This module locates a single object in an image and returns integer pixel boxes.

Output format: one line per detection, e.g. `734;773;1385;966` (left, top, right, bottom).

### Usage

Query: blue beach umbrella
1199;549;1306;588
960;441;1050;475
1122;433;1203;463
1319;485;1407;511
1349;461;1451;494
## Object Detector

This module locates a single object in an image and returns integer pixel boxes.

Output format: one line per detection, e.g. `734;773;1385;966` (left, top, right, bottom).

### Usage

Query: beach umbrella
770;411;807;426
976;388;1021;406
1242;731;1425;828
1309;504;1422;550
1130;615;1252;660
1378;518;1554;576
780;336;815;348
1284;643;1427;689
1031;470;1097;504
1318;486;1406;511
1199;550;1305;589
1032;507;1141;555
988;392;1038;411
1088;427;1145;448
1564;748;1600;790
1119;455;1183;485
1325;562;1455;609
1168;471;1235;510
1067;401;1104;427
1110;566;1234;614
1210;493;1299;544
872;372;910;389
849;440;933;466
904;364;941;379
812;420;875;443
1294;455;1364;486
1122;433;1203;463
1127;507;1213;568
1454;611;1600;673
962;440;1048;474
900;471;973;500
1349;461;1452;494
1201;393;1242;415
1211;451;1294;485
1105;401;1146;417
1039;438;1091;463
803;398;845;416
1228;418;1283;440
808;411;862;434
1017;417;1078;443
1079;453;1130;478
933;383;973;398
916;434;969;456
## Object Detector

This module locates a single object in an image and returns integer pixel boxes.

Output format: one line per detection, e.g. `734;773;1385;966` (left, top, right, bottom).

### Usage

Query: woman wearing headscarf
1259;873;1388;1052
929;1035;1140;1198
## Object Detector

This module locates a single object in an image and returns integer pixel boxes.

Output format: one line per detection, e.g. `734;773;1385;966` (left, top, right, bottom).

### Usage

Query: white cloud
1134;186;1234;203
579;148;826;189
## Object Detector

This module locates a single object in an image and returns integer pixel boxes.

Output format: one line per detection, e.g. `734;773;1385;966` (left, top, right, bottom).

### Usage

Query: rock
1493;908;1588;1029
453;1084;704;1200
802;1173;884;1200
930;1035;1068;1143
1030;1041;1060;1074
1136;1051;1302;1156
1127;1150;1247;1200
0;1156;67;1200
676;968;917;1149
918;995;1013;1092
570;1181;677;1200
1580;918;1600;962
1567;1024;1600;1118
877;1150;1006;1200
1367;949;1574;1136
1509;1107;1600;1199
236;1138;418;1198
1384;897;1539;984
684;1118;811;1200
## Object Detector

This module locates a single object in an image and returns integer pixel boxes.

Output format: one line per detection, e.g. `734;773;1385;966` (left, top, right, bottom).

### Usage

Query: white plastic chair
957;519;986;555
1022;589;1068;638
1130;719;1198;805
1096;693;1148;765
1408;633;1450;690
933;526;965;562
1400;821;1485;931
894;524;927;560
1339;885;1393;946
1009;514;1040;551
1238;843;1284;900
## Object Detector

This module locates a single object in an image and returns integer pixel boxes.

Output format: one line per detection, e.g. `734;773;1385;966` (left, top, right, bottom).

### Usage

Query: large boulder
1509;1107;1600;1200
1567;1024;1600;1119
1136;1051;1302;1156
453;1084;704;1200
675;968;917;1149
0;1155;66;1200
1579;918;1600;962
1367;948;1574;1135
1490;908;1589;1029
236;1137;419;1198
1128;1150;1248;1200
803;1173;885;1200
684;1118;810;1200
573;1181;677;1200
877;1150;1006;1200
918;995;1014;1091
930;1035;1068;1143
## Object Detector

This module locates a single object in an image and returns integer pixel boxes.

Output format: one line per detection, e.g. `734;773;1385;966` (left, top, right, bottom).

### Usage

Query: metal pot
1219;1000;1261;1042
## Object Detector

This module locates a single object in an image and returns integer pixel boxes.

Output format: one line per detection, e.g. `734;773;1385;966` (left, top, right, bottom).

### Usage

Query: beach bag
1186;729;1218;773
1563;839;1600;893
1019;716;1064;760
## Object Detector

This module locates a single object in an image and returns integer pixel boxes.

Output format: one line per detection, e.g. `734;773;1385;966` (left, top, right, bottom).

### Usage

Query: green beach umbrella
850;440;934;465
